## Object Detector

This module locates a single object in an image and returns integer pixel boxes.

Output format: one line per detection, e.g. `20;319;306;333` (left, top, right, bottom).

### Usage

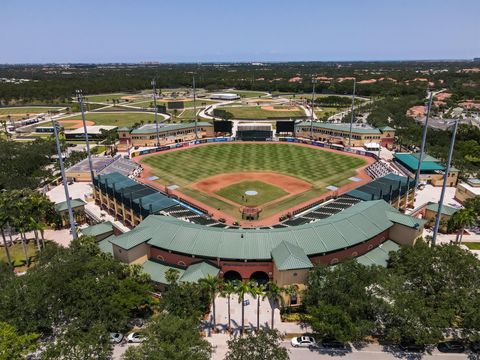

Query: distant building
64;125;117;140
393;153;459;187
455;179;480;204
117;122;214;149
209;93;240;100
295;122;395;148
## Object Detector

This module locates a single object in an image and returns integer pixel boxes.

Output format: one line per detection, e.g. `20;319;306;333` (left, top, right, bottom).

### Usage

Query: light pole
310;75;317;140
76;90;94;183
52;120;77;239
193;75;198;140
348;77;356;147
412;91;434;206
432;119;459;246
151;79;160;147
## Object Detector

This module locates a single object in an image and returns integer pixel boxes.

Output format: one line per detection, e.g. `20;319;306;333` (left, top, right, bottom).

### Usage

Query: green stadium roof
425;202;459;216
54;198;86;212
296;121;382;134
271;241;313;270
180;262;220;283
80;221;113;237
394;153;445;172
98;235;115;255
130;122;212;135
141;260;219;284
379;126;395;131
355;240;400;267
109;200;423;261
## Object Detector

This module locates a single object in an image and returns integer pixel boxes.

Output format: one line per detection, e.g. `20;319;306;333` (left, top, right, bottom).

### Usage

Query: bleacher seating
365;161;396;179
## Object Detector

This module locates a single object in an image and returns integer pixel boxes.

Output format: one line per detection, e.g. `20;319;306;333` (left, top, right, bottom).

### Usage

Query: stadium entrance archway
223;270;242;282
250;271;269;285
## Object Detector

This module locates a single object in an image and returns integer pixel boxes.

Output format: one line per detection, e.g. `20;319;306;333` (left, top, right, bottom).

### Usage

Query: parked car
320;339;348;350
126;332;144;343
291;336;317;348
109;332;124;344
399;341;426;353
437;340;465;353
127;318;144;328
470;341;480;353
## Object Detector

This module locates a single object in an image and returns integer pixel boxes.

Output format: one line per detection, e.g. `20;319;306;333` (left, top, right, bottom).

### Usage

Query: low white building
210;93;240;100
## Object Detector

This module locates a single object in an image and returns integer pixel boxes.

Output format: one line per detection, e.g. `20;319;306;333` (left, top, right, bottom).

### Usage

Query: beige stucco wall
388;223;423;246
272;265;309;287
112;243;149;265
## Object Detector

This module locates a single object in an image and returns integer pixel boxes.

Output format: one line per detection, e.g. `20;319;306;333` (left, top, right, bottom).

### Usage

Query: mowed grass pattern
216;180;288;206
141;143;366;186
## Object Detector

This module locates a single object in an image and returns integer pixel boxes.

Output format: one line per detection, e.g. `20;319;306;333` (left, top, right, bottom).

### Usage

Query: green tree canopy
225;329;289;360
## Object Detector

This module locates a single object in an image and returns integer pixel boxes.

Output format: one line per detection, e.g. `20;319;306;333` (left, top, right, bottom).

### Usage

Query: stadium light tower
412;90;434;204
52;119;77;239
348;78;356;147
151;79;160;147
432;119;459;246
310;75;317;140
76;90;94;183
193;75;198;140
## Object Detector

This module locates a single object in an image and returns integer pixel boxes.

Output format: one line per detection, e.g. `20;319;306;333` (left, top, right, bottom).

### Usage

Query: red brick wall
220;261;273;280
310;230;389;265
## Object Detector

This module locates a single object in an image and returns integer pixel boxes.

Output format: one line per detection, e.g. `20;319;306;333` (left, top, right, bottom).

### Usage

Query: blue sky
1;0;479;63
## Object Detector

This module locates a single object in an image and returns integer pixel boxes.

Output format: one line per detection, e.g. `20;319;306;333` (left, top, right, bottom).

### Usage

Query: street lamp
310;75;317;140
151;79;160;147
52;120;77;239
432;119;459;246
76;90;94;183
348;78;356;147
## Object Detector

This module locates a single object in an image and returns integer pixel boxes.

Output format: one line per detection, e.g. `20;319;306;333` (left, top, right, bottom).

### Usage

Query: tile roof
141;260;219;284
98;235;115;255
130;121;212;134
142;260;185;284
425;202;459;216
394;153;445;172
180;261;220;283
296;121;381;134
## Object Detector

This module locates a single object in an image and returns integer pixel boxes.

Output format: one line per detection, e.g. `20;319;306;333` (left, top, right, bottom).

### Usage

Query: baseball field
140;143;368;221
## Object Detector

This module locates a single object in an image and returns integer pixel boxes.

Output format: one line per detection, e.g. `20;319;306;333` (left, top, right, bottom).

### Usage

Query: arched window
330;258;339;265
177;261;186;266
351;252;358;257
156;255;164;261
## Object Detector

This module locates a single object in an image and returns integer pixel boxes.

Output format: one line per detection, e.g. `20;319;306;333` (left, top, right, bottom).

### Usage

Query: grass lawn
60;112;156;127
464;242;480;250
216;105;305;119
0;106;64;115
0;241;38;268
142;143;366;219
216;180;288;206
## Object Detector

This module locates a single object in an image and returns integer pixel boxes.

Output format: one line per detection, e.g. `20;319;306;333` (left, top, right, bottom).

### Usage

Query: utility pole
193;75;198;140
151;79;160;147
432;119;459;246
52;120;77;239
76;90;94;183
310;75;317;140
412;91;434;205
348;78;356;147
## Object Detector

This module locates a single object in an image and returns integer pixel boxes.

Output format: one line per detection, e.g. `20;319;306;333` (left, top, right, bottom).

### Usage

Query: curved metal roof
109;200;423;261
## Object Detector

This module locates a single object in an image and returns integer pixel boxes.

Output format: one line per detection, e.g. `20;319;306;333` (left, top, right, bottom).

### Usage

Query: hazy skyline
1;0;479;63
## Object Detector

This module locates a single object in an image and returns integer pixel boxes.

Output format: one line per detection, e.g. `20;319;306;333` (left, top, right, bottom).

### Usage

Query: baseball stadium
91;138;425;292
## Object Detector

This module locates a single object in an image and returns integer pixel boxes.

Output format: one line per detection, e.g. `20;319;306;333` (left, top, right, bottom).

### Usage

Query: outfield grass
142;143;366;219
82;93;144;103
216;105;305;119
60;112;157;127
216;180;288;206
225;90;267;98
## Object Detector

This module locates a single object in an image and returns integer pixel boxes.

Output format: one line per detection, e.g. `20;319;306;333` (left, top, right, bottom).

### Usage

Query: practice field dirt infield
138;143;371;223
58;119;95;129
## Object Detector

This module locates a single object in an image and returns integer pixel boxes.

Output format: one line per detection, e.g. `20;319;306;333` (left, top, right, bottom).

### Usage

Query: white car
109;332;124;344
126;332;144;343
291;336;317;348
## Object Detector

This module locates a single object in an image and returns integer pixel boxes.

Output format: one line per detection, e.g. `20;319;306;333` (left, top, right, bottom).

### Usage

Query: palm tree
249;282;264;331
236;280;252;335
283;285;298;311
220;280;236;331
199;274;221;332
0;194;13;268
263;281;283;329
451;209;477;244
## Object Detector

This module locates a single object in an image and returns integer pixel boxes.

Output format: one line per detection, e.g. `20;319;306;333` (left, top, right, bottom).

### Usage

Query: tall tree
199;275;221;332
263;281;283;330
236;281;252;335
0;321;38;360
225;329;289;360
220;280;236;331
